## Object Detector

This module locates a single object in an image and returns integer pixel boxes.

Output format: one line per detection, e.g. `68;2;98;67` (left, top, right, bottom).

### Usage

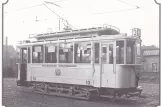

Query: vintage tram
16;25;143;100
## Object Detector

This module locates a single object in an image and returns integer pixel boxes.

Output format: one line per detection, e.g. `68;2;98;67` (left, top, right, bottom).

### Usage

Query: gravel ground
2;78;159;107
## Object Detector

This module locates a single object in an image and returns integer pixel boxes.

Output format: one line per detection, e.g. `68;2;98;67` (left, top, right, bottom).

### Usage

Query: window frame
28;47;31;63
20;48;27;64
126;40;135;64
74;41;92;64
32;45;44;63
58;42;74;63
45;44;57;63
116;40;124;64
101;41;115;64
93;42;100;64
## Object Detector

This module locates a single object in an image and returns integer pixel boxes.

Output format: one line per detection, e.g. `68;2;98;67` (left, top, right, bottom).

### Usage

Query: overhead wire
5;0;77;30
91;0;141;15
92;0;141;15
5;4;44;14
5;0;141;15
4;0;68;13
93;7;140;15
5;0;141;29
115;0;140;8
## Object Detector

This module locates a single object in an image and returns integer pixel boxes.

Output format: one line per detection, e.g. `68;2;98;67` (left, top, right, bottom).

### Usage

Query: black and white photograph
2;0;160;107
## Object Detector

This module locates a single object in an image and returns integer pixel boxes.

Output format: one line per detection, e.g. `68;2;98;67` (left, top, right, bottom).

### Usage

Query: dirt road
2;78;159;107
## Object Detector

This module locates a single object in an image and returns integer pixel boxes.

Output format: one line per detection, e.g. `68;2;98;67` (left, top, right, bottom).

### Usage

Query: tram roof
30;26;120;40
17;34;140;47
17;26;141;47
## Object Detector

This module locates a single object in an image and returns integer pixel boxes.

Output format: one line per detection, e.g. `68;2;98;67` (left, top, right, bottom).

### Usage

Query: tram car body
16;26;142;100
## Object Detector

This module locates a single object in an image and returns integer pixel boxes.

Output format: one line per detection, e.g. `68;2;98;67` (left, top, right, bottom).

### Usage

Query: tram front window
116;41;124;64
126;40;135;64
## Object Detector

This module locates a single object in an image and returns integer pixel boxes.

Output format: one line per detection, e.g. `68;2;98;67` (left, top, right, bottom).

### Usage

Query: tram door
101;42;116;87
19;48;28;85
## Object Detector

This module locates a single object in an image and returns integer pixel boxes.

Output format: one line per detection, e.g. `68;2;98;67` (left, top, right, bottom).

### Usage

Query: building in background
141;45;159;72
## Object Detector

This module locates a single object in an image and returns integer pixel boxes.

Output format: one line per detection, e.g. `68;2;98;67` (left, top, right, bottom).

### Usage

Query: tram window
94;43;99;63
45;44;57;63
59;43;73;63
126;41;135;64
103;47;106;53
136;42;141;56
74;42;91;63
101;43;113;64
32;45;43;63
102;45;107;63
109;44;113;64
28;47;30;63
116;41;124;64
21;48;27;64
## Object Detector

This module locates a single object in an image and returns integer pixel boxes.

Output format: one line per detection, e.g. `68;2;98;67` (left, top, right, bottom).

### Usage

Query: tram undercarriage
17;80;142;101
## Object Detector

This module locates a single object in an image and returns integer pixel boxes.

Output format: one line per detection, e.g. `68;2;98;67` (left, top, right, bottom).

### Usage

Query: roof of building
142;45;158;50
143;49;159;56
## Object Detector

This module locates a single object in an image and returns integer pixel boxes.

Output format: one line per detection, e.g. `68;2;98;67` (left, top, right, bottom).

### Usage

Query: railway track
3;78;159;107
3;85;140;103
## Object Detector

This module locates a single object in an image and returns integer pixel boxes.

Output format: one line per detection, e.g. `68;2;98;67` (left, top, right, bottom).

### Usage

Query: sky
4;0;159;47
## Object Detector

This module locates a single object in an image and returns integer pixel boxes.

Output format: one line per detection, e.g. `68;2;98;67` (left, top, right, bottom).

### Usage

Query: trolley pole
154;0;161;107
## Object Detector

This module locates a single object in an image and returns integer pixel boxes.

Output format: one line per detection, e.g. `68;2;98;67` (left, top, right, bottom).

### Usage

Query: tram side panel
92;65;101;87
115;65;137;89
101;64;116;88
28;64;94;86
26;64;117;88
27;64;32;82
